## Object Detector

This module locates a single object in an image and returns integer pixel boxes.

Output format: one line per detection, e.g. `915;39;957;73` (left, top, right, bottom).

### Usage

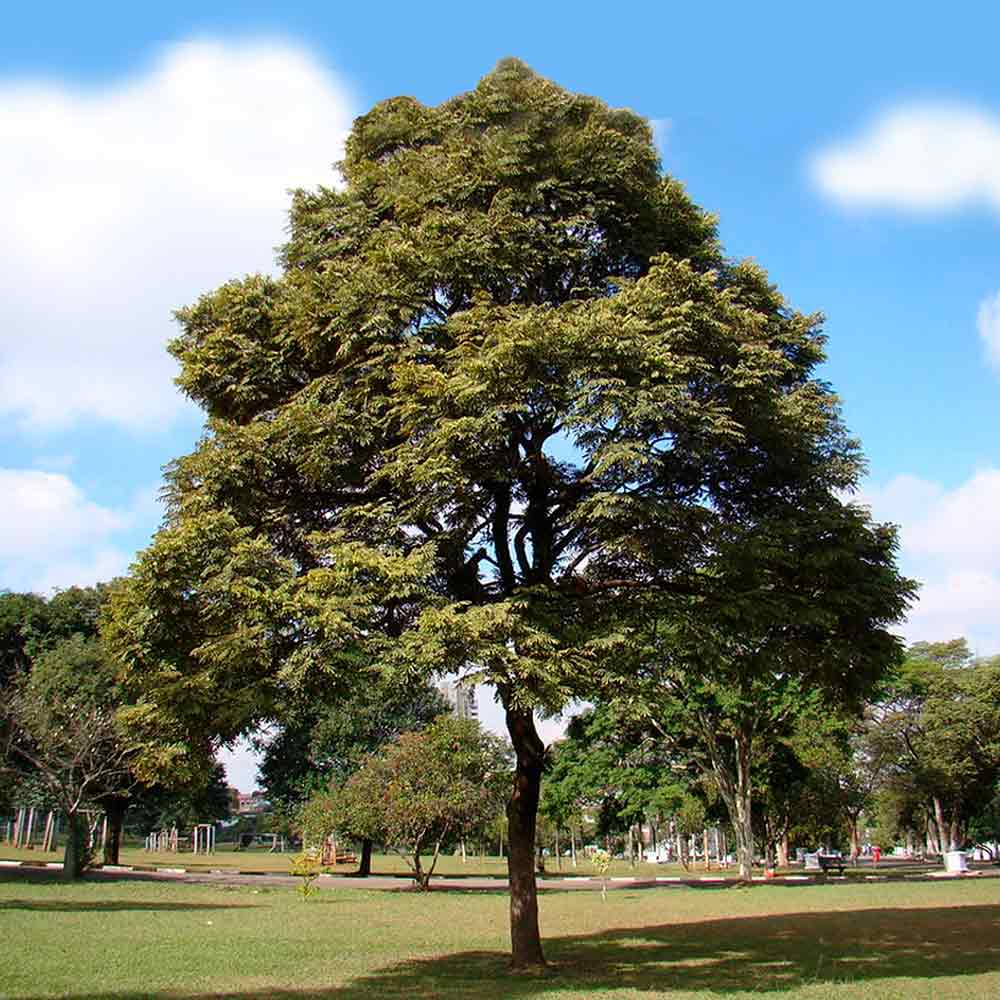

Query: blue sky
3;2;999;787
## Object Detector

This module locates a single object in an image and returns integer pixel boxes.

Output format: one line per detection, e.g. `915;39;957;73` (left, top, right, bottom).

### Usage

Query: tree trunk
505;702;546;970
102;797;127;866
932;797;950;853
357;838;373;876
627;825;634;868
733;734;755;881
777;833;789;869
848;818;861;863
63;810;87;880
926;820;939;857
412;850;427;890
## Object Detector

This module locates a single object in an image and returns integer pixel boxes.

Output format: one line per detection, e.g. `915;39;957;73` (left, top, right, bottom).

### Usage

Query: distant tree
301;716;510;889
0;637;138;878
257;680;449;874
544;705;710;866
618;504;913;880
967;787;1000;860
125;762;232;834
0;585;220;866
871;643;1000;852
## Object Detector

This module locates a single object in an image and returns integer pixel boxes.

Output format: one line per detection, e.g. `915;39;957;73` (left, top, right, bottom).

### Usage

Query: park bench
320;845;357;866
817;854;846;875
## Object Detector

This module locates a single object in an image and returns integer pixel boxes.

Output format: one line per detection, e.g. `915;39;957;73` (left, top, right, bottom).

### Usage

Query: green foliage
257;680;449;815
0;586;109;686
544;704;705;839
287;850;323;899
101;60;913;962
871;644;1000;850
124;762;232;833
591;847;612;900
301;715;510;888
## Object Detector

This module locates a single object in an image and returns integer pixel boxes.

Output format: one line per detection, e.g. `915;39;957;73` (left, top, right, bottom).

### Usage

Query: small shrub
288;851;323;900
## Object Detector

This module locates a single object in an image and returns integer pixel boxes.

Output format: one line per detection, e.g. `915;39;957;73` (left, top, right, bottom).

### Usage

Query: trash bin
944;850;968;873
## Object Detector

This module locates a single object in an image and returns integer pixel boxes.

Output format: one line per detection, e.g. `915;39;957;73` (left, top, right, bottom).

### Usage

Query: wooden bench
320;847;357;866
817;854;846;875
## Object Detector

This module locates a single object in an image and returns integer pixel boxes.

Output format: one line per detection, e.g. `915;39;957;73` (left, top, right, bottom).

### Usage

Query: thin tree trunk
777;833;789;869
570;827;577;867
849;819;861;863
505;702;546;969
932;797;950;853
733;732;755;881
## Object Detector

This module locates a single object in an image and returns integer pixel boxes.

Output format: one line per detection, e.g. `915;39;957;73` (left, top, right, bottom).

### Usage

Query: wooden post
703;829;711;870
42;812;54;853
25;807;36;848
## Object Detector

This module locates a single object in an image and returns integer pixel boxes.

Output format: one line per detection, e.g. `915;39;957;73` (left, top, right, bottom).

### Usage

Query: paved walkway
2;857;996;892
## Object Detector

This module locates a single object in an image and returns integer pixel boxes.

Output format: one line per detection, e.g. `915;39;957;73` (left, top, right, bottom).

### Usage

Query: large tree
105;61;907;967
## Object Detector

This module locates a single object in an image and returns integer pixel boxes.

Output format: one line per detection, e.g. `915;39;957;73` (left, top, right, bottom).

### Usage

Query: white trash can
944;850;968;873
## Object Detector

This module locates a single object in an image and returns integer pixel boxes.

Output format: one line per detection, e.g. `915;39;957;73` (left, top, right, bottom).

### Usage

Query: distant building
237;791;270;815
226;786;241;815
437;679;478;720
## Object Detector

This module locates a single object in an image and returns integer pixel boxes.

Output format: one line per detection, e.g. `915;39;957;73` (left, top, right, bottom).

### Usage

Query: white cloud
860;469;1000;655
0;468;135;593
810;102;1000;213
0;39;356;429
977;290;1000;370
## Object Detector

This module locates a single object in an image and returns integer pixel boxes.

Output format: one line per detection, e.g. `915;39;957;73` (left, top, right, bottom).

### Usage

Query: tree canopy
105;59;910;967
300;715;510;889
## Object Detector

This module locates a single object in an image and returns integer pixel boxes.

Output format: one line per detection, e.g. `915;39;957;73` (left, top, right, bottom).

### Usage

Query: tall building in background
437;679;478;720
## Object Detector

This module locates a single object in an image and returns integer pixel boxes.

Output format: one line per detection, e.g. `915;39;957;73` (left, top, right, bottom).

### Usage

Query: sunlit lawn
3;870;1000;998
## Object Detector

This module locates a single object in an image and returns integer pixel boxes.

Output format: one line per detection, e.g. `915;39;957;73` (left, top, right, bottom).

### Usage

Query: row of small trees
0;587;231;876
532;638;1000;869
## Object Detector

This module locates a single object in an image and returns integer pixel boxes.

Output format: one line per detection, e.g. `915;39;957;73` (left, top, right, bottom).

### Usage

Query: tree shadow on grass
13;903;1000;998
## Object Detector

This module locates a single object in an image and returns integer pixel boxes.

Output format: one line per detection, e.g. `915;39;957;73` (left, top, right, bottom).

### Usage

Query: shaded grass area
3;877;999;998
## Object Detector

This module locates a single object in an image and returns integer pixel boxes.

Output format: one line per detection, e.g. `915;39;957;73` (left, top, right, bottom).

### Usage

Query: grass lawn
2;872;999;998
